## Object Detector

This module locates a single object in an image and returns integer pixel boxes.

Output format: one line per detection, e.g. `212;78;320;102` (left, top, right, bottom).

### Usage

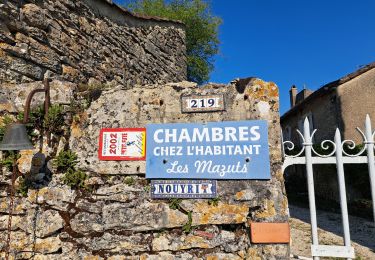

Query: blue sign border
146;120;271;180
151;180;217;199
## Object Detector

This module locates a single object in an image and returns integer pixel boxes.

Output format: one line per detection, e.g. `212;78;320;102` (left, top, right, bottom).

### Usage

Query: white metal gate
282;115;375;260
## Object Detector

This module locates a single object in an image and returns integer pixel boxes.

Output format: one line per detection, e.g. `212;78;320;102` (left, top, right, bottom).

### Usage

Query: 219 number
189;98;216;109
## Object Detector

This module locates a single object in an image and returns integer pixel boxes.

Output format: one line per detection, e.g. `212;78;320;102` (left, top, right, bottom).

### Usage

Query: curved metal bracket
23;79;51;124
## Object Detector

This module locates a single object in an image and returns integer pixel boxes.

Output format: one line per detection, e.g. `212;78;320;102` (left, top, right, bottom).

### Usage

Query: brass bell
0;123;34;151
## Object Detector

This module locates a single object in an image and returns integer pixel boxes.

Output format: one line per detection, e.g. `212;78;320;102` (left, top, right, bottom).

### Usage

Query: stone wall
0;78;289;259
337;67;375;141
281;91;338;144
0;0;187;85
281;67;375;209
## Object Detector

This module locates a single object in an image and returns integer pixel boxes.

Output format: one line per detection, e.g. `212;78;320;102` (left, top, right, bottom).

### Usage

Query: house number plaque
181;94;225;113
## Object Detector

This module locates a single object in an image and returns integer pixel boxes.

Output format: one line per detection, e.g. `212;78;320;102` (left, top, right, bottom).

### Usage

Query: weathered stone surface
0;231;61;255
17;150;46;175
21;4;50;30
0;196;28;215
76;199;105;214
0;80;77;111
84;176;104;187
0;78;288;258
0;53;44;82
70;80;282;178
0;215;23;231
206;253;242;260
28;187;76;211
35;210;64;238
33;255;68;260
93;183;144;203
0;0;186;84
152;233;214;252
0;96;17;113
74;233;151;253
190;202;249;225
70;211;104;234
107;253;196;260
101;202;188;231
34;236;62;254
151;228;244;252
234;188;256;201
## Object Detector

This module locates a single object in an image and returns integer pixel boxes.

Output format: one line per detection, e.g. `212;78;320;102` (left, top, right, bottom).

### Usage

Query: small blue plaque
151;180;217;199
146;120;270;179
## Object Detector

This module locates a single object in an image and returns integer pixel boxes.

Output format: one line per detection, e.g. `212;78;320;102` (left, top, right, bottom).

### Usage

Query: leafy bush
124;176;135;186
208;196;220;206
44;104;64;134
17;177;30;197
0;151;20;172
55;150;78;172
144;185;151;192
343;143;365;155
0;115;14;141
61;168;88;189
56;149;89;190
124;0;221;84
169;198;182;210
168;198;194;233
76;83;108;109
17;104;65;136
182;211;193;233
17;105;45;137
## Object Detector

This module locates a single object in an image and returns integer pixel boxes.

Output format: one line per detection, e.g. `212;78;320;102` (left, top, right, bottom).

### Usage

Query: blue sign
146;120;270;179
151;180;217;199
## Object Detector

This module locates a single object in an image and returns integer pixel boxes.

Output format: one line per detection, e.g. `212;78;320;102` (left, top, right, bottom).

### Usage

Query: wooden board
249;222;290;243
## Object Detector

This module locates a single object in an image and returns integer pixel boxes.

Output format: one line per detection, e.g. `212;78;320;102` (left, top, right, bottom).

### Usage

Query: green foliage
167;198;194;233
0;115;14;141
76;83;108;109
144;185;151;192
17;105;45;137
55;150;78;172
168;198;182;210
343;143;365;155
56;149;89;190
208;196;220;206
124;176;135;186
182;211;193;233
0;151;20;172
61;168;88;189
17;104;64;136
17;177;30;197
124;0;221;84
44;104;64;134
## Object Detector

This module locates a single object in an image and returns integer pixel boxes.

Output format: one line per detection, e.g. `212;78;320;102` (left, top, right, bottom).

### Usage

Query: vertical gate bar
303;118;320;260
365;115;375;224
281;130;285;159
334;129;352;260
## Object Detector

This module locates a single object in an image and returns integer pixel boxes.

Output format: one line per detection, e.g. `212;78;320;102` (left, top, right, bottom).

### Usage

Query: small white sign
181;94;225;113
311;245;355;258
151;180;217;199
98;128;146;161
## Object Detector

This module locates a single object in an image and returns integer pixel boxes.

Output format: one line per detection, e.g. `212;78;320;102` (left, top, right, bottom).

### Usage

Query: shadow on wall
285;163;373;220
289;204;375;251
